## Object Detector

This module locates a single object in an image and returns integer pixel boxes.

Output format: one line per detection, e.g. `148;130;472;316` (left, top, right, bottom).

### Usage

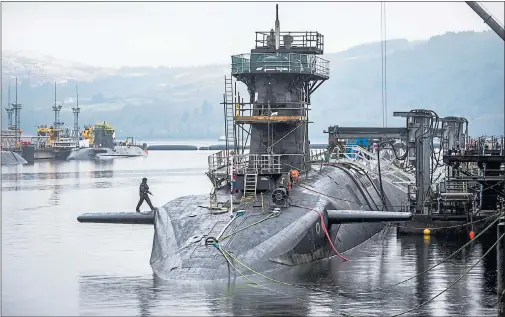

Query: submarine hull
150;163;407;281
1;150;28;165
67;146;147;160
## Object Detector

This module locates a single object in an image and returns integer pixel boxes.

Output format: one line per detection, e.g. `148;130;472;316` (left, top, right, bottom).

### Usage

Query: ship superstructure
212;4;329;198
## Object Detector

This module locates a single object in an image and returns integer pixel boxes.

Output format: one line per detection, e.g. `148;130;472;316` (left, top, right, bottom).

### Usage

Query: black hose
330;164;375;211
377;143;386;211
341;163;382;211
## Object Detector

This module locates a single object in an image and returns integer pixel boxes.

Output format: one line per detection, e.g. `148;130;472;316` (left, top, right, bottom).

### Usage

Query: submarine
1;150;27;165
67;123;147;160
148;4;412;281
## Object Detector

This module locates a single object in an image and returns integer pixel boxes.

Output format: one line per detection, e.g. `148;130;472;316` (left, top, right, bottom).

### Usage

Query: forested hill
2;30;503;139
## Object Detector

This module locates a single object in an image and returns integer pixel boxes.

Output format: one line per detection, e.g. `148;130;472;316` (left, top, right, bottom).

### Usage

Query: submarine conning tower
224;4;329;194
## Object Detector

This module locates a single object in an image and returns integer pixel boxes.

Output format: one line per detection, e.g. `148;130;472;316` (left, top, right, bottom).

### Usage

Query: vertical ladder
243;173;258;199
224;76;235;156
443;135;450;156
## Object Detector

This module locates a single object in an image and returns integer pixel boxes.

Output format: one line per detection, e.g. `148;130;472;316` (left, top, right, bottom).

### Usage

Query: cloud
2;2;504;67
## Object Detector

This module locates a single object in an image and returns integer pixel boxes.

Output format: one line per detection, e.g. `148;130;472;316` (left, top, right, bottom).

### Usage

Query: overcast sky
2;1;504;68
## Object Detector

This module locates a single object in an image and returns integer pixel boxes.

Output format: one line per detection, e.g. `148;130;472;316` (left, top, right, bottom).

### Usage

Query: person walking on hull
136;177;155;212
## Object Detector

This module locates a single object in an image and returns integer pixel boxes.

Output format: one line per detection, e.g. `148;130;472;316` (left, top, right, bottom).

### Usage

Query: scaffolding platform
443;155;505;164
235;115;307;124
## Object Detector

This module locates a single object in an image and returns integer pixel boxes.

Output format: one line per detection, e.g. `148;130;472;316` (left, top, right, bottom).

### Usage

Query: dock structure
440;135;505;214
498;215;505;317
325;110;504;236
325;109;443;214
208;4;330;198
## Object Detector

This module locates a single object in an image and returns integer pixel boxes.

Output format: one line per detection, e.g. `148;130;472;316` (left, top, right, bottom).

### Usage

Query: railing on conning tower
255;31;324;54
231;53;330;79
207;150;282;175
234;153;282;174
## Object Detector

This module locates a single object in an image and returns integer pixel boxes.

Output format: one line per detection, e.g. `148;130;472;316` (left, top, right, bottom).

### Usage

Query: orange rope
294;204;349;261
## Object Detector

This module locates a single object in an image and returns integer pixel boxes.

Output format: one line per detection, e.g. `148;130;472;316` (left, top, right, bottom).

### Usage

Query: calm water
1;142;500;316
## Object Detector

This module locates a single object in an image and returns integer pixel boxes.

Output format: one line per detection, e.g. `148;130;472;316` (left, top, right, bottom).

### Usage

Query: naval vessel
67;122;147;160
0;150;27;165
149;5;412;281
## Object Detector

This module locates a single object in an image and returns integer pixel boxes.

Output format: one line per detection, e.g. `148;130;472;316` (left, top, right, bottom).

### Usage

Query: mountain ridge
2;30;504;139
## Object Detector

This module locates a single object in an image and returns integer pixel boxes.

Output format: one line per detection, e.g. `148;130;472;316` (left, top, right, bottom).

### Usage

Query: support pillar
498;215;505;317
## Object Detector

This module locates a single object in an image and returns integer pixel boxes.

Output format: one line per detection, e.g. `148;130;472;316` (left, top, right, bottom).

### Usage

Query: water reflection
77;228;501;317
2;150;501;316
78;274;315;317
48;161;61;205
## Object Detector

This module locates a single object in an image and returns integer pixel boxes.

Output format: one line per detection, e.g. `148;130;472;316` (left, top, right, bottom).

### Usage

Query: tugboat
51;136;78;160
149;5;411;281
37;125;78;160
67;122;147;160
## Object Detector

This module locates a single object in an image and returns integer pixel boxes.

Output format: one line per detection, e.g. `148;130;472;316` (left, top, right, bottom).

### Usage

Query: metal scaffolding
72;86;81;143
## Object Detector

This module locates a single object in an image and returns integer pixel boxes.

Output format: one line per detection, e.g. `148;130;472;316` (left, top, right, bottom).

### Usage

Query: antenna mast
12;78;22;144
5;84;13;130
72;86;81;142
275;4;280;50
52;82;63;140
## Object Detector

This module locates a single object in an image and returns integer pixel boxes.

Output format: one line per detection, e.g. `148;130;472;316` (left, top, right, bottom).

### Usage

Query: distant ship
67;122;147;160
1;150;27;165
1;129;28;165
36;125;78;160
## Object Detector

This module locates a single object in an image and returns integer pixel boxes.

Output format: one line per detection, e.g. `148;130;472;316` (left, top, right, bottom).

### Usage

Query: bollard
498;216;505;317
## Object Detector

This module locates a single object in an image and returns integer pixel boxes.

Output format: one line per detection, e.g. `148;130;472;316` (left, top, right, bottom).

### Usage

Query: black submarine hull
150;163;407;281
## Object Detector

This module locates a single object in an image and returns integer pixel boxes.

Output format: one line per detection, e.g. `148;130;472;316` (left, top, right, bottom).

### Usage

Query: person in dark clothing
136;177;155;212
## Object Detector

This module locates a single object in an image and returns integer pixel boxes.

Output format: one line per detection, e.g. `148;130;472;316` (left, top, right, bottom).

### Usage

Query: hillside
2;30;504;139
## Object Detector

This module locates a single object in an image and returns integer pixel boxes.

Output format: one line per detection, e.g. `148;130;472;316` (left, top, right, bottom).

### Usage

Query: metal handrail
207;151;283;174
208;150;228;172
232;103;309;118
231;53;330;79
255;31;324;52
233;153;282;174
336;144;414;192
310;149;328;162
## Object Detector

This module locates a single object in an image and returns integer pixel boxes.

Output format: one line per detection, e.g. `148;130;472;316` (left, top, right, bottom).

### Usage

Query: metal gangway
332;144;415;192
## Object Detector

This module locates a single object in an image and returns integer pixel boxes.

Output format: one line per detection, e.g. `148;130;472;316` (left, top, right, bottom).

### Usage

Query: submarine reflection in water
77;227;499;316
78;274;315;316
